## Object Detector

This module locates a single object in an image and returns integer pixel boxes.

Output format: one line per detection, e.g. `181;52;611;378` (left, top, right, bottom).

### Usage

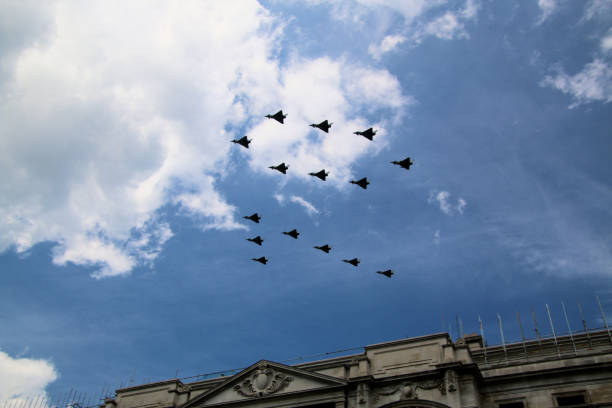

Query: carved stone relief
233;364;293;398
373;384;401;401
372;377;446;402
416;378;446;396
401;383;416;400
357;383;369;405
444;370;457;393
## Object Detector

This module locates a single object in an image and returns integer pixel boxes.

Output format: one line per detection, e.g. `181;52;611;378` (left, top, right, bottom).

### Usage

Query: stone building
104;329;612;408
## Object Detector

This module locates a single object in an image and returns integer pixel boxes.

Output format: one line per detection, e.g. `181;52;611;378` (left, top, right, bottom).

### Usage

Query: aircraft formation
231;110;414;279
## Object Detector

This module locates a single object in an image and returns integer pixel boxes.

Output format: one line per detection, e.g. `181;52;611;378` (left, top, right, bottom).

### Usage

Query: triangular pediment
184;360;347;408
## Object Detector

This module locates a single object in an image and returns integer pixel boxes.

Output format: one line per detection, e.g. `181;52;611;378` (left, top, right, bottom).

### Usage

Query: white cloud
274;193;320;216
368;34;406;60
602;30;612;52
290;195;320;216
242;57;408;187
0;1;407;277
493;222;612;278
529;50;542;66
487;169;612;278
428;190;467;216
274;194;286;205
422;12;466;40
175;188;246;232
0;348;57;404
582;0;612;22
412;0;479;44
432;191;453;215
457;198;467;214
461;0;479;19
540;59;612;108
536;0;557;24
0;1;282;277
358;0;448;23
309;0;478;56
305;0;444;25
433;229;440;245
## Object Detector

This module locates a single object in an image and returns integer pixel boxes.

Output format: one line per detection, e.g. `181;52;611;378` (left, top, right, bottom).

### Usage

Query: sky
1;0;612;405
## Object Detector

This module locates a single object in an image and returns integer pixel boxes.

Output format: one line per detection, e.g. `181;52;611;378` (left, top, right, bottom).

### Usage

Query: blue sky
1;0;612;404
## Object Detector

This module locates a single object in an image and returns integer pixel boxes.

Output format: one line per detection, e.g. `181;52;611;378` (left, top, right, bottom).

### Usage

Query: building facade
104;330;612;408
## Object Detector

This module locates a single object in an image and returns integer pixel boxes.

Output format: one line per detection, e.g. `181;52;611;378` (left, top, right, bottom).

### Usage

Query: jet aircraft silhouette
243;213;261;223
265;110;287;124
282;229;300;239
252;256;268;265
231;136;251;149
269;163;289;174
310;120;332;133
247;236;263;246
314;244;331;253
350;177;370;190
376;269;394;278
354;128;376;141
391;157;413;170
309;169;329;181
343;258;360;267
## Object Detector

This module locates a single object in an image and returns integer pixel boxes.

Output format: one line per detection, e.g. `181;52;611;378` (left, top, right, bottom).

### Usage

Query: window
556;394;586;406
498;402;524;408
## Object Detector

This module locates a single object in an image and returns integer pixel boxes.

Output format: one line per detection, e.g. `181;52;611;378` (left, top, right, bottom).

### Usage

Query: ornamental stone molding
357;383;369;405
373;377;446;402
412;378;446;397
373;384;402;401
233;364;293;398
444;370;457;393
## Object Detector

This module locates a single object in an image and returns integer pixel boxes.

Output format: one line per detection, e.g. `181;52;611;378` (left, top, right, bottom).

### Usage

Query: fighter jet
231;136;251;149
282;229;300;239
265;110;287;124
350;177;370;190
376;269;394;278
391;157;413;170
310;120;332;133
343;258;360;267
246;236;263;246
243;213;261;223
252;256;268;265
309;169;329;181
314;244;331;253
269;163;289;174
354;128;376;141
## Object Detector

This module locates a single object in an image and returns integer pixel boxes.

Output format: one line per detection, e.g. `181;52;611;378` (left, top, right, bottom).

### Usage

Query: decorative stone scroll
233;364;293;397
357;383;369;405
444;369;457;393
373;384;402;401
373;377;446;401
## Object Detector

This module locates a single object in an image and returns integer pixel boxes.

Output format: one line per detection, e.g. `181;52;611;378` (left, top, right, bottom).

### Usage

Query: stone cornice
294;354;363;370
434;362;463;370
365;333;451;351
347;375;375;383
369;368;446;385
481;360;612;383
116;379;187;394
188;378;229;391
